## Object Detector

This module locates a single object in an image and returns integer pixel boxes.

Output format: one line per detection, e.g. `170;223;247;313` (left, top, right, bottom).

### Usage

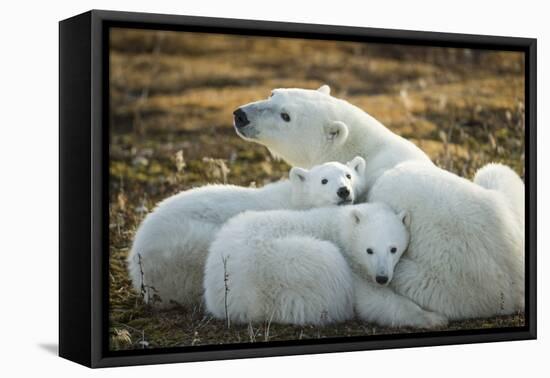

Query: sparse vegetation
109;28;525;351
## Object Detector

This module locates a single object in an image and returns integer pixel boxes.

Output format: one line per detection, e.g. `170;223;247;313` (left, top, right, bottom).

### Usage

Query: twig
247;322;258;343
136;253;160;305
222;255;231;328
138;253;147;301
263;298;279;341
264;309;276;342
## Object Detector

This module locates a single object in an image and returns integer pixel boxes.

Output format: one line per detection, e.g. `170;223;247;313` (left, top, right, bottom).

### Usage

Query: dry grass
108;28;525;351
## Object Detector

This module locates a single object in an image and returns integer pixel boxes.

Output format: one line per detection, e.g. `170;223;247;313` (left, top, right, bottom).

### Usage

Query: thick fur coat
234;85;525;321
128;158;367;307
204;203;422;326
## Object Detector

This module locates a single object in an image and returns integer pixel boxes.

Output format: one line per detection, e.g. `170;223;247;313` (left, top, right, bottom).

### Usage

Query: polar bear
233;84;432;189
128;157;367;307
204;202;445;327
474;162;525;231
233;85;524;321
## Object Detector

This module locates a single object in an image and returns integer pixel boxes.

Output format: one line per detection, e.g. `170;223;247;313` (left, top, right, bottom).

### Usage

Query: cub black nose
375;275;389;285
337;186;350;199
233;108;250;129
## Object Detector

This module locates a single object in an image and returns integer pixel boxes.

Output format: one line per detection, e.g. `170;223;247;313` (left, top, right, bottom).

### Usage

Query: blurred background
109;28;525;350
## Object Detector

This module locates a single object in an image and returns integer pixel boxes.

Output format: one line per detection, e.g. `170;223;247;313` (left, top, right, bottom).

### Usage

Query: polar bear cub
204;203;438;327
128;156;367;307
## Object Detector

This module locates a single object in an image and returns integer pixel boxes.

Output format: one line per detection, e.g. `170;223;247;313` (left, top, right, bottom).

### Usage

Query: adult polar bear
233;85;524;323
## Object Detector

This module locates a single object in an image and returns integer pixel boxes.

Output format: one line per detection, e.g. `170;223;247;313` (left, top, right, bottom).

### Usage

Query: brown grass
108;28;525;351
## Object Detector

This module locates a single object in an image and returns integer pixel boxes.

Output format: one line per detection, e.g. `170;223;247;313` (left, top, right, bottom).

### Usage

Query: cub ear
350;209;363;225
317;84;331;95
289;167;308;183
324;121;349;145
398;210;411;227
347;156;366;176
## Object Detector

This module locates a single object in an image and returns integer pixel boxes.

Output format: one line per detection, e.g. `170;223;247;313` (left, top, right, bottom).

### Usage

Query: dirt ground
108;28;525;350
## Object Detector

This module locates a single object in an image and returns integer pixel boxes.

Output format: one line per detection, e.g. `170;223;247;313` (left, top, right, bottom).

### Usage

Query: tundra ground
109;29;525;350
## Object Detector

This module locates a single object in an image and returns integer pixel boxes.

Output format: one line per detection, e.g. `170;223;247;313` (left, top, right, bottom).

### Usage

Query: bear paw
421;311;448;329
409;310;448;329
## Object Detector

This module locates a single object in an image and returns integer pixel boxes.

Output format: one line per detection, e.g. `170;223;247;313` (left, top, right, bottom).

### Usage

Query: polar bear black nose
233;108;250;129
337;186;350;199
376;275;389;285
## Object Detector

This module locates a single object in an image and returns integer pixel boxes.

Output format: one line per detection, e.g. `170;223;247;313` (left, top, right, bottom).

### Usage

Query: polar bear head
343;203;410;286
289;156;366;208
233;85;354;167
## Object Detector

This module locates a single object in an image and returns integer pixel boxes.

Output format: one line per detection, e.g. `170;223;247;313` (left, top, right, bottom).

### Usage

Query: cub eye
366;248;374;255
281;112;291;122
390;247;397;254
346;174;352;179
270;92;274;97
321;179;328;185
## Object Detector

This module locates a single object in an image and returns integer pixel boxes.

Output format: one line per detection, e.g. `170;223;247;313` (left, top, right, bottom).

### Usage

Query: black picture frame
59;9;537;368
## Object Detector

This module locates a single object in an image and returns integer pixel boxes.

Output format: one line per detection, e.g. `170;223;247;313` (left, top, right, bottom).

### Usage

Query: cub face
346;203;410;285
232;85;348;167
289;156;366;208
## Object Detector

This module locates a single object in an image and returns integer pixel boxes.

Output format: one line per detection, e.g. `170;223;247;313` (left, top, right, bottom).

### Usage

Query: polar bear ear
317;84;331;95
289;167;308;184
324;121;349;145
347;156;366;176
350;209;363;225
398;210;411;227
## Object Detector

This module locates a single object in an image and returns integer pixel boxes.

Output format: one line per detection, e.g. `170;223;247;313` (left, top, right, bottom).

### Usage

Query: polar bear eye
390;247;397;254
366;248;374;255
346;174;352;179
281;112;291;122
321;178;328;185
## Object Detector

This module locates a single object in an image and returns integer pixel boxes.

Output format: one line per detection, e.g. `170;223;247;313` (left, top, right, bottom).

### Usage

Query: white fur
234;85;432;189
370;161;524;320
474;162;525;230
127;158;367;307
235;85;525;321
204;203;417;326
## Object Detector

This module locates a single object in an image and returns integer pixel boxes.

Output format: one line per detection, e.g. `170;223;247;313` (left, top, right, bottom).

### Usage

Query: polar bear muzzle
233;108;249;129
375;275;389;285
337;187;352;205
233;107;258;139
